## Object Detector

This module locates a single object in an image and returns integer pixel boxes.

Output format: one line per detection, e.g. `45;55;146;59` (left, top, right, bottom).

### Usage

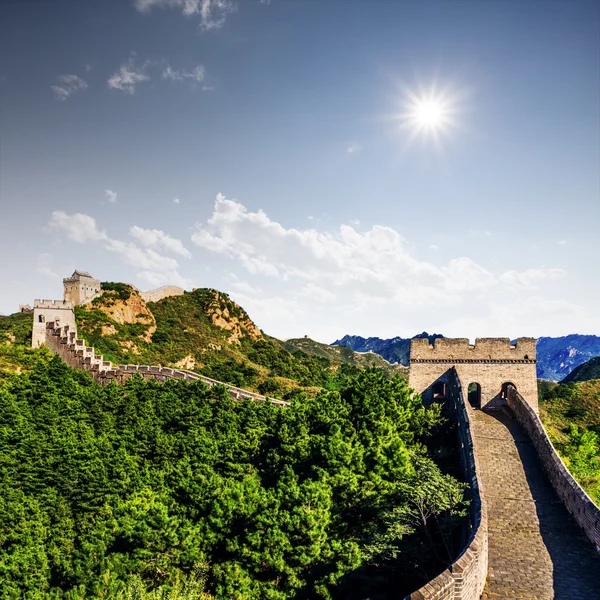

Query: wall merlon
34;299;75;309
410;337;536;361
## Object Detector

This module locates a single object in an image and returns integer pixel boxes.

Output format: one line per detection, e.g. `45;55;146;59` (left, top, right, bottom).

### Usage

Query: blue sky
1;0;598;342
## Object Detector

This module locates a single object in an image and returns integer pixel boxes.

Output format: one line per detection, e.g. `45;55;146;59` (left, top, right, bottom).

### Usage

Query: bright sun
401;85;458;142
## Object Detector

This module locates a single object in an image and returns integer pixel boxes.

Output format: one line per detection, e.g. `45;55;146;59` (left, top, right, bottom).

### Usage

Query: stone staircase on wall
45;321;289;407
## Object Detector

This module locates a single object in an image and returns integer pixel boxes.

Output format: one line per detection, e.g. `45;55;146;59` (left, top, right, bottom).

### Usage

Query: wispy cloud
49;212;188;287
173;197;180;204
105;189;118;204
134;0;237;31
37;253;60;279
346;142;361;154
108;58;150;94
130;225;192;257
51;74;88;101
191;193;573;340
162;64;205;83
500;268;566;289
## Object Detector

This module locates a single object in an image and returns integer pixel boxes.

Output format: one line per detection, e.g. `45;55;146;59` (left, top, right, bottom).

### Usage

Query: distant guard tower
32;300;75;348
31;269;99;348
408;337;538;413
63;270;101;305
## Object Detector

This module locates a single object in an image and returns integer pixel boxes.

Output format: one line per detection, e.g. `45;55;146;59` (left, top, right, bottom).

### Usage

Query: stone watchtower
32;300;76;348
31;269;99;348
63;270;101;305
408;337;538;413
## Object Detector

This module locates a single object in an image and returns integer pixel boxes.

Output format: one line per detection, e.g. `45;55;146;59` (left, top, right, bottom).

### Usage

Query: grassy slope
539;379;600;503
282;337;408;380
0;312;52;380
73;286;399;399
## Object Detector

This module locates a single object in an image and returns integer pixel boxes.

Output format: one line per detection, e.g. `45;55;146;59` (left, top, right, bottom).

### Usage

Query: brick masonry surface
409;338;538;413
507;386;600;553
473;406;600;599
406;371;488;600
44;322;289;407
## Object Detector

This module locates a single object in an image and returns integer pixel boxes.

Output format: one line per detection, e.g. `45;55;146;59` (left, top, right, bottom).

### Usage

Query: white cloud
50;211;108;243
346;142;361;154
51;74;88;101
558;240;567;245
189;193;579;341
105;189;118;204
173;197;180;204
134;0;236;30
162;64;205;83
129;226;191;258
49;212;187;288
108;58;150;94
500;268;566;289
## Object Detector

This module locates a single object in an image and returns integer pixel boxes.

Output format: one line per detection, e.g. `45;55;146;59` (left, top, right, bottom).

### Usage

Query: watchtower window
468;383;481;409
432;381;447;399
38;315;45;323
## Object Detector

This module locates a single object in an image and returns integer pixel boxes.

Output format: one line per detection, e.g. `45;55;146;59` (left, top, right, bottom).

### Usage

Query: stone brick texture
45;322;288;407
407;338;600;600
409;338;538;413
406;370;488;600
507;385;600;552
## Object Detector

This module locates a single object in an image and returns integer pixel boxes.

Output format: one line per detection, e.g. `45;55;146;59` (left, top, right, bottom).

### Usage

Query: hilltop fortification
29;270;184;348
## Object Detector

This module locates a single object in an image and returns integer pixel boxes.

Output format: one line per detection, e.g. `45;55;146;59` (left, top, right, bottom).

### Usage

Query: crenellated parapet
410;337;536;363
32;299;76;348
34;299;75;310
44;321;288;406
409;337;539;412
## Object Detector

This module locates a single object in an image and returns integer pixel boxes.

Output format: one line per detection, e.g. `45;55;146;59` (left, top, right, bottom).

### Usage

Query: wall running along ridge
44;321;289;407
405;369;488;600
138;285;184;303
506;385;600;551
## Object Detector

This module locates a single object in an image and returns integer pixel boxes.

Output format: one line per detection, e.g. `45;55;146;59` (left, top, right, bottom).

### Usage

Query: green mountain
0;284;399;399
561;356;600;383
0;311;49;380
539;379;600;503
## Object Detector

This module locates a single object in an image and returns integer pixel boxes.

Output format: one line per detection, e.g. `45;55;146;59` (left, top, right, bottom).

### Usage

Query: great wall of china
45;320;288;407
407;339;600;599
24;271;600;598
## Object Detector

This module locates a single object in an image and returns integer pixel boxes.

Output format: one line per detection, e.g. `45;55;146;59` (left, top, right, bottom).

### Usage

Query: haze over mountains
332;333;600;381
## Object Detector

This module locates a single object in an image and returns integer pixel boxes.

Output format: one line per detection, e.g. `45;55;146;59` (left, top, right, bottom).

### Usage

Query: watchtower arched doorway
468;383;481;409
501;382;516;401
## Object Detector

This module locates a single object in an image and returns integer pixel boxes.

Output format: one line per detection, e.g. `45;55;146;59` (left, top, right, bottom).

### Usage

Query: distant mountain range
561;356;600;384
332;333;600;381
331;332;443;367
537;335;600;381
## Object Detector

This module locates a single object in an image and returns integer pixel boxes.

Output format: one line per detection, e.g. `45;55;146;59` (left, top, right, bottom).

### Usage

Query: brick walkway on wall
471;408;600;600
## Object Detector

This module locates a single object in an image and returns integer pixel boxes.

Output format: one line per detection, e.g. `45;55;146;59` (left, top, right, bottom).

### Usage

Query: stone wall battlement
34;299;75;309
507;386;600;551
410;337;536;362
44;321;289;407
405;370;488;600
139;285;185;303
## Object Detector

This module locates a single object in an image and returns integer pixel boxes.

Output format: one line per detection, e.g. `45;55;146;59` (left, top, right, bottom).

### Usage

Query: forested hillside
73;285;403;399
0;357;466;599
0;311;45;379
561;357;600;384
539;379;600;504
